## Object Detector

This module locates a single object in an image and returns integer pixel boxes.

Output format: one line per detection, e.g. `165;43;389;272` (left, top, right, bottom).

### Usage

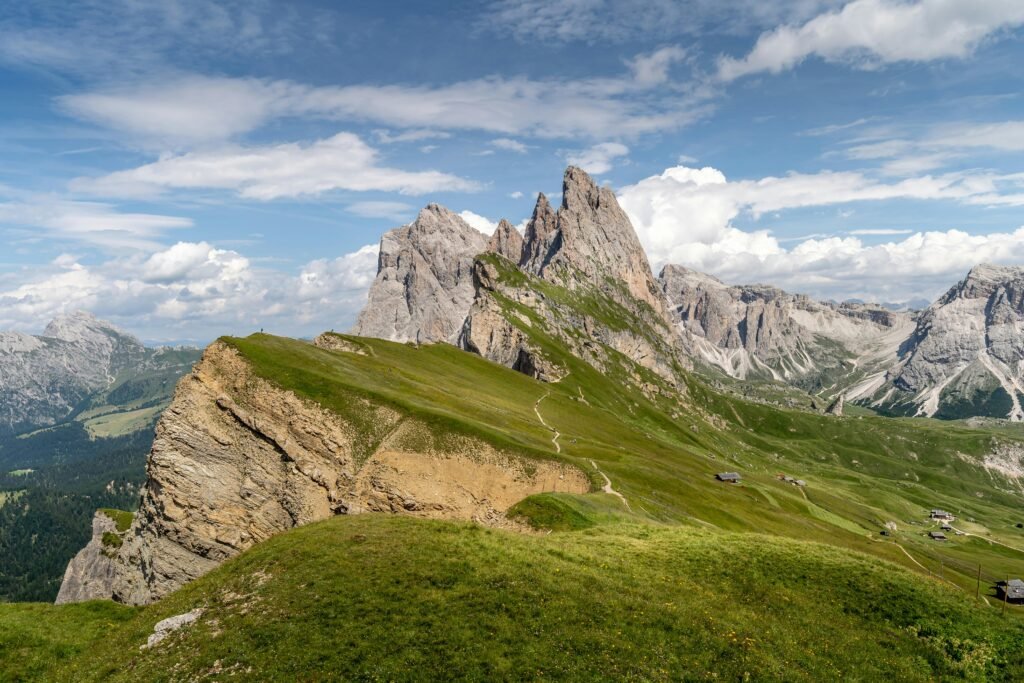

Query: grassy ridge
4;515;1023;681
5;262;1024;678
220;327;1024;598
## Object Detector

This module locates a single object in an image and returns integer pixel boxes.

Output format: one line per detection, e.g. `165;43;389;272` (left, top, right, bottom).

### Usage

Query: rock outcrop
519;193;559;273
858;264;1024;420
55;511;126;604
353;205;487;344
487;219;524;262
61;341;588;605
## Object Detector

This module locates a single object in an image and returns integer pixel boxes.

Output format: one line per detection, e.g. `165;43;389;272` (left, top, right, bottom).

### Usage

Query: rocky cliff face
854;264;1024;420
61;340;588;605
658;265;915;389
0;312;148;435
353;205;488;344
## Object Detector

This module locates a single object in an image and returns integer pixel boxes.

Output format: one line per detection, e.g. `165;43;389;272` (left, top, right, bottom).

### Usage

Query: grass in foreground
3;514;1023;682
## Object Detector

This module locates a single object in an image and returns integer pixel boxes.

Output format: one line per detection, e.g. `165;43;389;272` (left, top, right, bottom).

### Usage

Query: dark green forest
0;424;151;602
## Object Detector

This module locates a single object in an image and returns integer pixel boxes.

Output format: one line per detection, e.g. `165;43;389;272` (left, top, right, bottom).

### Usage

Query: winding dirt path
952;526;1024;555
534;392;561;454
590;459;632;512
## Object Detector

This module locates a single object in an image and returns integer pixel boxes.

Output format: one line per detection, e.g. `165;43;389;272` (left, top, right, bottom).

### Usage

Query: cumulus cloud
718;0;1024;81
0;241;380;342
618;164;1024;302
566;142;630;174
72;133;479;199
458;210;499;235
59;48;709;145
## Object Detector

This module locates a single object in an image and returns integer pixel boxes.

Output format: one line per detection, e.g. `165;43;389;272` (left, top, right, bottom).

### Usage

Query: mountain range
354;173;1024;422
0;311;201;438
6;167;1024;680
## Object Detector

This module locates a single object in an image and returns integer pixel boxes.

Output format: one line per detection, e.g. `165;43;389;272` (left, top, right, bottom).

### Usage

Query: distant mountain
0;311;200;437
658;265;914;389
850;264;1024;419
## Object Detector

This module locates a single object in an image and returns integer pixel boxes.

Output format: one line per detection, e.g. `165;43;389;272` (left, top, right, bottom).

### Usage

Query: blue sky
1;0;1023;342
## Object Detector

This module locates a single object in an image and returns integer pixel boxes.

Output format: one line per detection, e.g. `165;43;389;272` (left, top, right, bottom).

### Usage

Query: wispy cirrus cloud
480;0;842;44
71;133;480;200
0;198;192;250
58;47;711;147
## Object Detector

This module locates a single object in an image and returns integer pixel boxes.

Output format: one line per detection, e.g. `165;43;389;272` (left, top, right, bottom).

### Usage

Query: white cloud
833;120;1024;177
72;133;479;199
627;46;688;86
59;50;709;145
566;142;630;174
373;129;452;144
458;210;499;235
618;164;1024;302
848;228;912;236
929;121;1024;152
346;201;416;222
0;0;315;79
509;191;524;199
718;0;1024;81
0;199;192;249
491;138;530;153
0;241;381;342
58;76;295;146
481;0;842;44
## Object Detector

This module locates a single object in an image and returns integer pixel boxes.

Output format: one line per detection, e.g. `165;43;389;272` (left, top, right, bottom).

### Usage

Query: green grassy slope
4;515;1024;682
223;326;1024;591
4;259;1024;678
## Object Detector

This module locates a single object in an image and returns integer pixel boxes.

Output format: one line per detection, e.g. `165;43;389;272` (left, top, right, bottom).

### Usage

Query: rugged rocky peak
879;263;1024;419
0;312;149;434
660;264;805;354
659;264;914;384
353;204;487;344
487;219;524;262
939;263;1024;305
43;310;134;345
519;193;558;271
526;167;667;316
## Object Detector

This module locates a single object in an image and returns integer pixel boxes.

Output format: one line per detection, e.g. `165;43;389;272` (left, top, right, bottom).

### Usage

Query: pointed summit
537;166;668;318
354;204;487;344
487;219;524;262
519;193;558;272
